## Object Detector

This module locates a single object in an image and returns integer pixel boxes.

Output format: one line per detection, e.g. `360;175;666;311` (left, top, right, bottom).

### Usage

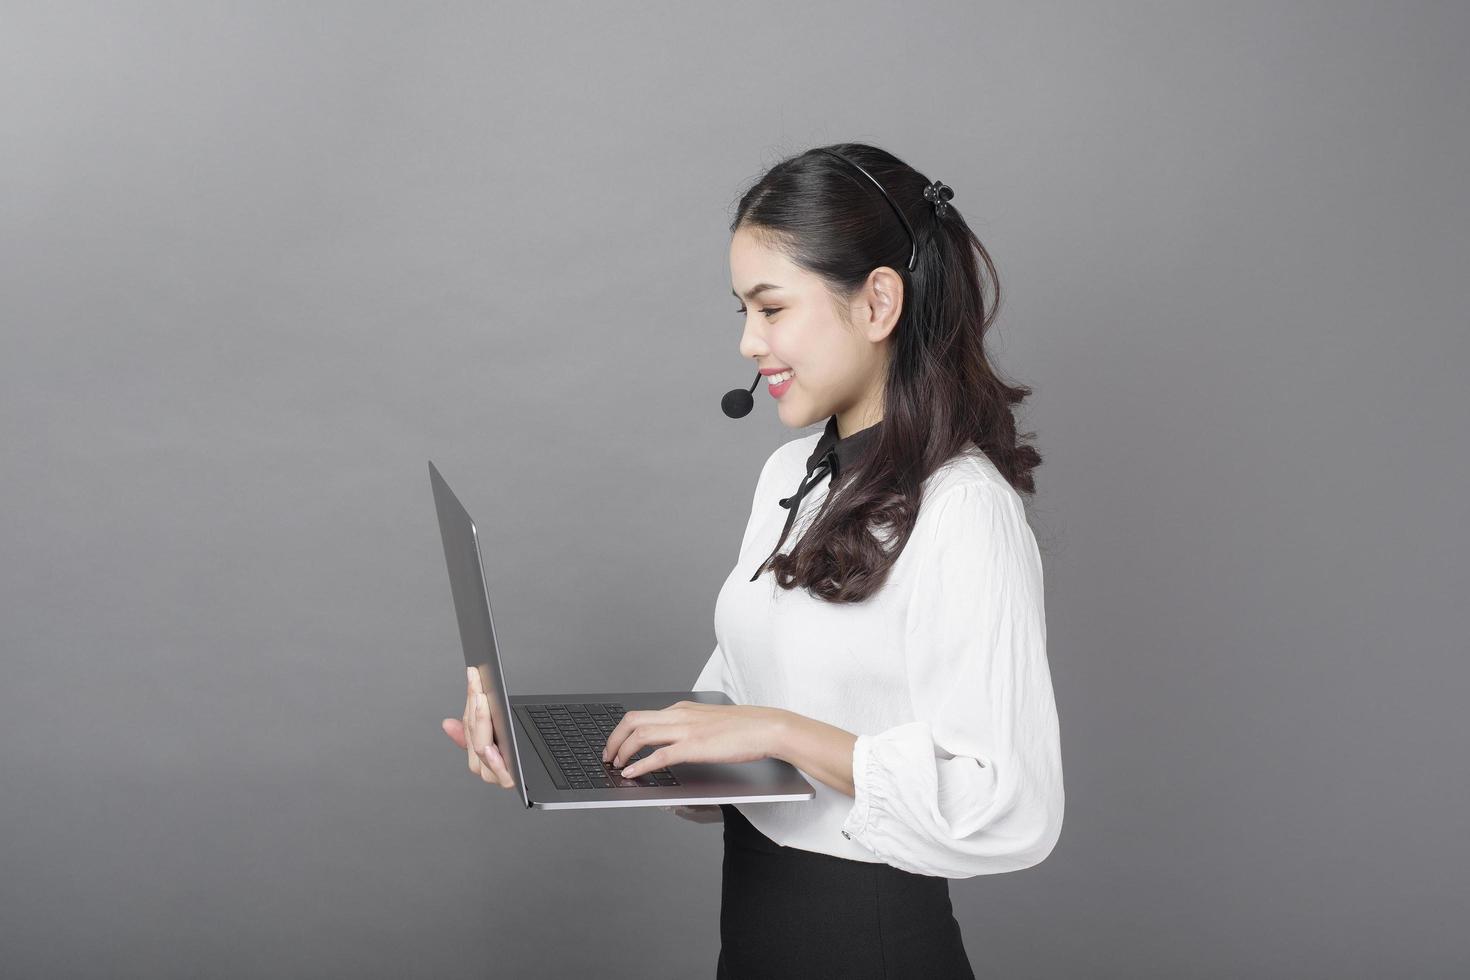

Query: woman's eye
734;307;780;319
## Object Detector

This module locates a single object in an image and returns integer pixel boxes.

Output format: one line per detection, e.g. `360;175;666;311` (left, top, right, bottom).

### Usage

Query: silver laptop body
430;461;815;810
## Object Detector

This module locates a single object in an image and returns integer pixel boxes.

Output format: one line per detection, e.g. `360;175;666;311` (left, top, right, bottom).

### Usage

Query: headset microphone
721;370;761;418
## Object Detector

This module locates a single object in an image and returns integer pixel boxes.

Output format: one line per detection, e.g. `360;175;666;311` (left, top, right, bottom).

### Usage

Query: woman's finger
607;723;644;768
481;740;515;788
474;694;516;788
468;667;502;778
603;705;690;763
443;717;467;750
601;709;653;763
610;724;677;770
473;696;514;788
473;693;495;780
621;745;674;779
476;696;499;786
464;670;483;776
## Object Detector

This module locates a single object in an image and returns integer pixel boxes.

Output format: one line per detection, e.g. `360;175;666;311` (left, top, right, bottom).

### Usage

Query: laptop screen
429;460;527;804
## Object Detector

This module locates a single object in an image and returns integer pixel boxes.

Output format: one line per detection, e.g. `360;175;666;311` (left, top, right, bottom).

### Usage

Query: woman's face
728;226;902;437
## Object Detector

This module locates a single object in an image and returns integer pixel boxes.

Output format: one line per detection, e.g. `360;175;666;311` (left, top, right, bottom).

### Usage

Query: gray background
2;1;1466;977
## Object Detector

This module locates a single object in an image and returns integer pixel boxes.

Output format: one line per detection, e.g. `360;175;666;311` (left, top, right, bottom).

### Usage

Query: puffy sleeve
839;482;1065;878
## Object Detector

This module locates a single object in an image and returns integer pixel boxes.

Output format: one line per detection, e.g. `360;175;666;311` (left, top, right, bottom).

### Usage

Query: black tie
750;446;839;582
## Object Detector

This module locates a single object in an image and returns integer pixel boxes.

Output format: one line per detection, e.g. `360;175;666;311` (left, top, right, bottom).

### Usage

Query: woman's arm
771;710;858;798
836;483;1064;877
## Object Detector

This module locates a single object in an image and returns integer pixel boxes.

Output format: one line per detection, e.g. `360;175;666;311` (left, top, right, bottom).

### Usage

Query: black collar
751;415;883;582
804;414;883;487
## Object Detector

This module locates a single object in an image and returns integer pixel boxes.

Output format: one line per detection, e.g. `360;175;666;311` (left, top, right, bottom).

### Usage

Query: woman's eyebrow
732;283;783;301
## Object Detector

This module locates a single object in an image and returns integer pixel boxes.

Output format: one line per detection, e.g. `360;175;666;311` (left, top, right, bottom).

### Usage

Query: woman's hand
441;665;516;789
602;701;789;779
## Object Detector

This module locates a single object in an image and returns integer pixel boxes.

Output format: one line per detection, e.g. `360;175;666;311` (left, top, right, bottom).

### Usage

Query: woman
443;142;1064;978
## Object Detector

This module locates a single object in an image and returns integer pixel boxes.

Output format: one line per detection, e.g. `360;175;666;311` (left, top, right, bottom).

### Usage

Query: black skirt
716;804;976;979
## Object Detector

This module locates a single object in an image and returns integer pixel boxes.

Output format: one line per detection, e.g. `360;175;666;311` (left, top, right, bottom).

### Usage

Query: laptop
429;460;815;810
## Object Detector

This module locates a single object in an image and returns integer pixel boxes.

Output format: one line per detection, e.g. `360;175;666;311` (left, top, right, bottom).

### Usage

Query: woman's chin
776;397;820;428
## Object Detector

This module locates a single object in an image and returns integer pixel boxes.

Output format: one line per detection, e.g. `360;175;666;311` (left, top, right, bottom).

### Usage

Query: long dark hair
737;142;1042;603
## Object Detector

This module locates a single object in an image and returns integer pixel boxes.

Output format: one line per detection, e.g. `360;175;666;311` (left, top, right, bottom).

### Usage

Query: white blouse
693;430;1064;878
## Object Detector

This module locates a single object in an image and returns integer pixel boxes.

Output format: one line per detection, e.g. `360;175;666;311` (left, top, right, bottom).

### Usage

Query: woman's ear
859;266;904;343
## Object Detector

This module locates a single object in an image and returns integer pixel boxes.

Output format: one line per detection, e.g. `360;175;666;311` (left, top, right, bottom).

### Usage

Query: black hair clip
923;180;955;217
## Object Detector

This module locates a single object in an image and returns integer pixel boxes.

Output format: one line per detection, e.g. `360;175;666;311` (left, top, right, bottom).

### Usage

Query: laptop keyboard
525;702;682;790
